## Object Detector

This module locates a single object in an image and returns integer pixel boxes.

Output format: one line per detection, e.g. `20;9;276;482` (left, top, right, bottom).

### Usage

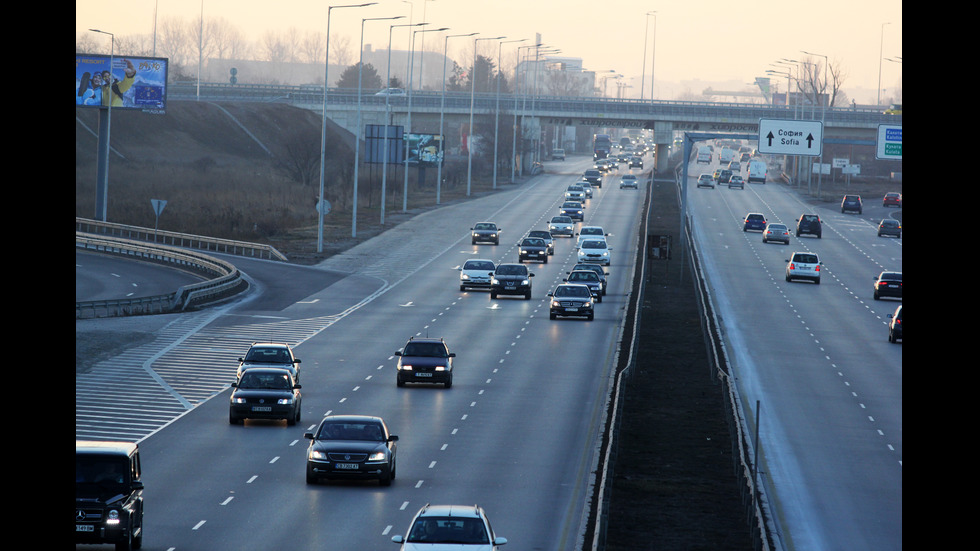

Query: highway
77;158;644;551
685;158;903;551
76;149;901;550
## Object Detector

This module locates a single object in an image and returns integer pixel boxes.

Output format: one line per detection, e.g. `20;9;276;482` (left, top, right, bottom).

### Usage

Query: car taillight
789;263;795;269
814;266;820;272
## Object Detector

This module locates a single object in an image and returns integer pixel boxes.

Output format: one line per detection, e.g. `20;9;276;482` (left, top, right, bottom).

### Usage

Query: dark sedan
470;222;500;245
743;213;768;232
570;263;607;295
873;271;902;300
229;368;302;425
490;263;534;300
888;305;902;343
548;283;595;320
564;269;603;302
560;201;585;221
527;230;555;254
305;415;399;486
518;237;549;263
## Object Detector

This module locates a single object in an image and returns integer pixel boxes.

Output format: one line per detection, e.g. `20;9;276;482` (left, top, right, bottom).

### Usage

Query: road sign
758;119;823;156
876;124;902;160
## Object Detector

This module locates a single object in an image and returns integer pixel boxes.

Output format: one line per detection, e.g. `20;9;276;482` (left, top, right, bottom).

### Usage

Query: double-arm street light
493;38;527;189
353;14;405;238
437;31;478;204
467;35;505;196
381;21;428;225
318;2;376;251
403;25;449;211
512;43;541;181
877;22;891;107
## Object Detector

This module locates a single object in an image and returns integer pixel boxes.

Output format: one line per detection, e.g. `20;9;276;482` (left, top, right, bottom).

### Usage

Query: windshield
582;228;603;236
316;421;385;441
568;271;598;282
474;223;495;230
402;342;448;357
76;457;130;497
244;347;292;363
794;254;818;264
238;371;292;390
555;285;591;298
582;241;606;249
464;261;494;271
496;265;528;276
407;517;489;544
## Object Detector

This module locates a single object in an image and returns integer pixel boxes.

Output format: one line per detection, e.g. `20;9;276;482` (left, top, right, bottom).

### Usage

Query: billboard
406;133;443;167
76;54;169;111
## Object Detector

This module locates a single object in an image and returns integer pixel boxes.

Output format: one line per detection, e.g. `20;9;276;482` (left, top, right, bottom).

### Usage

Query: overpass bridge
169;82;899;169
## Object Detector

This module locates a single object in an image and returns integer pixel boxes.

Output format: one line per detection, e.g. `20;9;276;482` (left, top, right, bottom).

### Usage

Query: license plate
335;463;359;470
505;285;516;290
251;406;272;412
76;525;94;532
415;372;432;377
566;307;579;312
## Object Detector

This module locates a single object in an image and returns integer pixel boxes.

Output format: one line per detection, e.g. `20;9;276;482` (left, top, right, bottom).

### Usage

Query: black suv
518;237;549;263
490;263;534;300
796;214;822;238
76;440;144;551
583;169;603;188
395;337;455;388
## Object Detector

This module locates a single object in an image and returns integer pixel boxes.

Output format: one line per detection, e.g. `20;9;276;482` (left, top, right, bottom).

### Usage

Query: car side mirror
230;381;238;388
529;273;535;277
294;384;302;389
394;350;402;356
304;432;315;439
294;359;301;364
131;481;144;491
388;435;399;442
448;353;456;358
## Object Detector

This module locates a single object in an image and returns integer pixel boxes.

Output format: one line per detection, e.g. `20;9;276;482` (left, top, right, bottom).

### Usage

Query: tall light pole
353;15;405;238
467;36;505;196
803;50;829;196
649;11;657;103
417;0;437;90
512;43;541;181
382;21;427;225
318;2;375;252
89;28;114;222
641;11;655;100
403;26;449;212
493;38;526;189
877;22;891;107
438;32;477;204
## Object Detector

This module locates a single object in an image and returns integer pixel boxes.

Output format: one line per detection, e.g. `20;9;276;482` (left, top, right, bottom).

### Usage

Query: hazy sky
76;0;902;104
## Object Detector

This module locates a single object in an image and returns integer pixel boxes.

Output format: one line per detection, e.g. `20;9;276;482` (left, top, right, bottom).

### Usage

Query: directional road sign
758;119;823;156
876;124;902;160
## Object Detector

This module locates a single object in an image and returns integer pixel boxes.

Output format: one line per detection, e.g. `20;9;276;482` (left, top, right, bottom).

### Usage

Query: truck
593;134;612;160
696;146;712;164
747;160;768;184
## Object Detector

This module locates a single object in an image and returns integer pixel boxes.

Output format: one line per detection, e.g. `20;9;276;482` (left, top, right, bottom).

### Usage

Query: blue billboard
76;54;169;111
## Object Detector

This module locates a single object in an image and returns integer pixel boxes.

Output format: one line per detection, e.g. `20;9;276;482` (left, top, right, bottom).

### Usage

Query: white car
696;174;714;189
564;185;586;202
785;251;822;284
392;504;507;550
620;174;638;189
576;226;608;248
579;181;594;198
577;239;612;265
458;258;495;291
549;216;574;237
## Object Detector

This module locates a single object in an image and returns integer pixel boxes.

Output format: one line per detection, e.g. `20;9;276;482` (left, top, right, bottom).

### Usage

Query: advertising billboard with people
76;54;169;112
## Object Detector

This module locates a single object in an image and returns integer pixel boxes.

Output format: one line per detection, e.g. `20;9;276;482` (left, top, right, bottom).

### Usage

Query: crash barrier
75;218;287;262
75;232;248;319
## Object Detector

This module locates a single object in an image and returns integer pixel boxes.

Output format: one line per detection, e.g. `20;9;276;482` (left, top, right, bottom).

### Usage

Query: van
746;160;767;184
696;146;712;164
719;148;735;163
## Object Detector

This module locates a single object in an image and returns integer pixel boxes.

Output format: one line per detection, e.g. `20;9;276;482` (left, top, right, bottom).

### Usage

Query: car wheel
380;469;392;487
229;412;240;425
397;377;405;387
597;295;602;303
287;413;296;426
888;331;895;343
460;285;466;292
524;292;531;300
490;291;497;299
518;258;524;263
874;290;880;300
785;274;791;282
306;469;317;485
115;527;134;551
550;312;557;320
543;257;548;264
471;239;476;245
587;312;594;321
897;233;901;239
444;376;452;389
815;278;820;285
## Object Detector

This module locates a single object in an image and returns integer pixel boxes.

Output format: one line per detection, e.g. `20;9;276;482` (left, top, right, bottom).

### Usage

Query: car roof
416;504;484;519
320;414;385;425
766;223;787;228
746;213;765;218
76;440;139;456
249;342;290;348
880;271;902;278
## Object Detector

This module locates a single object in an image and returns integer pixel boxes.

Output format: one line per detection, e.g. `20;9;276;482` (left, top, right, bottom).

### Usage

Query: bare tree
332;35;354;70
210;17;250;61
157;16;192;77
300;30;325;65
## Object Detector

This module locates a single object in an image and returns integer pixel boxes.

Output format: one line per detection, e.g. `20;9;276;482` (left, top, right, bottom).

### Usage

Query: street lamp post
318;2;375;252
802;50;829;197
403;26;449;212
641;11;655;100
353;15;405;238
467;35;505;196
493;38;526;189
438;32;477;204
512;43;541;182
89;28;114;222
877;22;891;107
382;21;428;225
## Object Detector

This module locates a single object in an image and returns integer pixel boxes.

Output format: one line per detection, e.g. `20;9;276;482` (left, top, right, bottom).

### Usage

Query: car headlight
521;279;530;286
520;249;527;254
277;397;294;405
106;509;121;525
310;450;327;460
399;364;413;371
460;274;470;280
491;278;500;285
367;451;387;462
232;397;246;404
434;365;447;371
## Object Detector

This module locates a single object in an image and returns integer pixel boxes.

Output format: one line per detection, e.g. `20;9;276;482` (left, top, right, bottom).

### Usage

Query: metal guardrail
75;232;249;319
75;217;287;261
